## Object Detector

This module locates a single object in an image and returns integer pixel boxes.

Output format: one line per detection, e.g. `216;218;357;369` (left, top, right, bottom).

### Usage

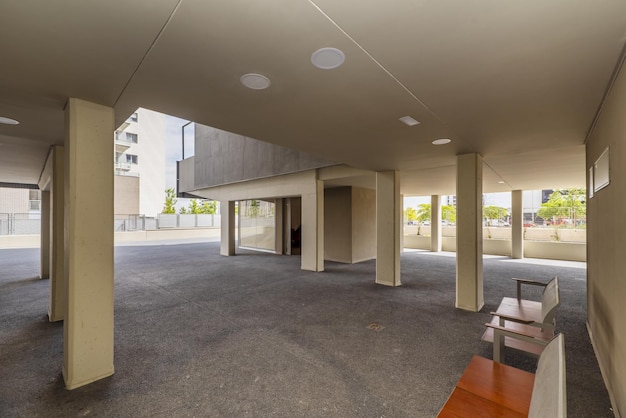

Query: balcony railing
114;161;132;171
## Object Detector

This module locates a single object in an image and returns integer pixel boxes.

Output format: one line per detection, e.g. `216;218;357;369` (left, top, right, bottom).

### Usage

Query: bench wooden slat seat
437;387;527;418
482;316;553;359
438;334;566;418
482;276;560;361
457;355;535;414
496;276;560;328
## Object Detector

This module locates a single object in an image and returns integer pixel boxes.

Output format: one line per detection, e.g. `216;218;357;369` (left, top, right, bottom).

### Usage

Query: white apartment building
1;108;166;222
114;108;166;217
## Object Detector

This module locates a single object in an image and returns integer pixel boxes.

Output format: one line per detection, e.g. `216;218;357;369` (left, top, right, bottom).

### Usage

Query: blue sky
164;115;194;189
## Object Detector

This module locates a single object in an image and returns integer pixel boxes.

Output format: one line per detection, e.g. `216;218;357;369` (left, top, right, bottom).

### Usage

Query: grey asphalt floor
0;242;613;417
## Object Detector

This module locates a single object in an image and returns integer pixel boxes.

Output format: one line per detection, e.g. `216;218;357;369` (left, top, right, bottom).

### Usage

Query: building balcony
114;161;132;171
115;140;131;153
114;170;140;177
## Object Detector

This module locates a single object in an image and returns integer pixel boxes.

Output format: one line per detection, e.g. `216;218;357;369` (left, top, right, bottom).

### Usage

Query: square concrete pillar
274;198;284;255
220;200;236;256
49;146;65;322
511;190;524;259
40;190;50;279
456;154;484;311
63;98;114;389
376;171;401;286
301;179;324;272
431;195;442;252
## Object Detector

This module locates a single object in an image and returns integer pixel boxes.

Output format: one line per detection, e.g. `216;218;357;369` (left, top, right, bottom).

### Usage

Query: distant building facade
1;108;167;221
114;108;166;217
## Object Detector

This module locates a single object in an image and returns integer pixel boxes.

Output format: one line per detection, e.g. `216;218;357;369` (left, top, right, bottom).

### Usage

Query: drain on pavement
367;322;385;331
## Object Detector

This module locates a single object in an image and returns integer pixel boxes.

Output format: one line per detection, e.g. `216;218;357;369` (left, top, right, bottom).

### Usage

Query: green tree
442;205;456;224
416;203;431;223
179;207;188;214
483;206;509;225
188;199;201;214
162;188;177;214
201;200;217;214
415;203;456;223
404;207;418;223
537;189;586;226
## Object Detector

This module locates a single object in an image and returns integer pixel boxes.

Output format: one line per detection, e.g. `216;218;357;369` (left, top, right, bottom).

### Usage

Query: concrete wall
351;187;376;263
586;55;626;415
403;234;586;262
177;157;195;194
114;175;140;215
405;225;586;243
193;124;336;189
323;186;376;264
324;187;352;263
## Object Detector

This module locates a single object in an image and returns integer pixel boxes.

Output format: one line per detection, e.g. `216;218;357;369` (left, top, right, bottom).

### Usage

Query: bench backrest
529;333;566;418
541;276;560;324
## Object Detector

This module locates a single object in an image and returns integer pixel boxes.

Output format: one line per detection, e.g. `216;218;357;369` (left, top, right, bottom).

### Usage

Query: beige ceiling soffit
483;159;511;189
113;0;185;108
584;42;626;145
318;165;373;180
308;0;444;124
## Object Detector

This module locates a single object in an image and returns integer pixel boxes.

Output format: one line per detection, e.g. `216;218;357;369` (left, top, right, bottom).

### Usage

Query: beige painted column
49;146;65;322
301;179;324;271
456;154;484;311
376;171;401;286
40;191;50;279
511;190;524;259
220;200;236;256
431;195;442;252
274;198;284;254
63;98;114;389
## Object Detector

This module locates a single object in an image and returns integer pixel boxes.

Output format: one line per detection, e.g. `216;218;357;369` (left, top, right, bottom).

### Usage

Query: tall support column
431;195;442;252
40;191;50;279
301;179;324;271
63;98;114;389
274;198;284;255
511;190;524;259
49;146;65;322
376;171;401;286
220;201;236;256
456;154;484;311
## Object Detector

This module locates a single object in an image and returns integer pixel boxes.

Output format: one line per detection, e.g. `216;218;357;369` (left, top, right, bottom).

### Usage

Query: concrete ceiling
1;1;625;195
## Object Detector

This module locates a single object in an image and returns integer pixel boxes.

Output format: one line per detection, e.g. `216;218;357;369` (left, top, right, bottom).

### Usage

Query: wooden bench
438;334;566;417
482;276;560;361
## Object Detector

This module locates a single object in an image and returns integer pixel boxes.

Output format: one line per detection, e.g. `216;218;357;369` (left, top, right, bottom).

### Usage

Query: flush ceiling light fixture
399;116;420;126
311;47;345;70
0;116;19;125
432;138;451;145
240;73;271;90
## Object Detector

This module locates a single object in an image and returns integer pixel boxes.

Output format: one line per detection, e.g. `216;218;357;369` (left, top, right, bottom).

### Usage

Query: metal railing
0;213;221;235
0;213;42;235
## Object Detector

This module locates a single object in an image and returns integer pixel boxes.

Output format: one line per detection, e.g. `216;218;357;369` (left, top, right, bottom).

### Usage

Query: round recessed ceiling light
0;116;19;125
311;47;345;70
498;181;505;184
432;138;451;145
240;73;271;90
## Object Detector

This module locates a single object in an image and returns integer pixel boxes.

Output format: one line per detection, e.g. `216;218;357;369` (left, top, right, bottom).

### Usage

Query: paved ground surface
0;242;613;417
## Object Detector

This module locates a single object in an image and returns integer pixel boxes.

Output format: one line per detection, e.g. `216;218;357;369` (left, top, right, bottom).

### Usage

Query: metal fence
0;213;41;235
0;213;221;235
156;214;221;229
